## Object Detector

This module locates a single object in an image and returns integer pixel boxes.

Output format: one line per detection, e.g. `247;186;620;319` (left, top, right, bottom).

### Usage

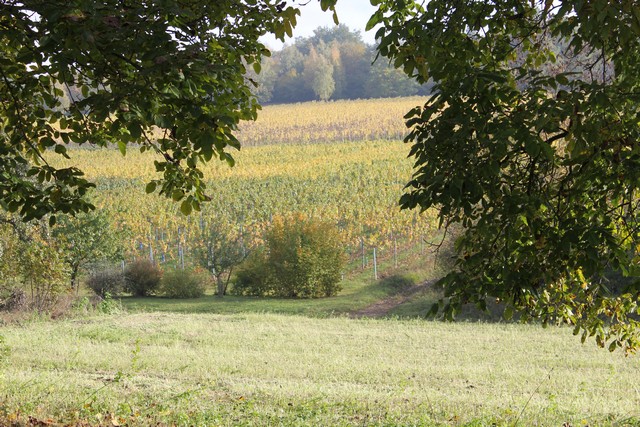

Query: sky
260;0;378;50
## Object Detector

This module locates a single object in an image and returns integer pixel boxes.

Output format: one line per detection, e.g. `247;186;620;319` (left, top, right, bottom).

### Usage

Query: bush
160;268;208;299
0;218;70;313
234;214;345;298
231;249;273;296
97;292;123;314
0;287;27;312
86;269;125;298
124;259;162;297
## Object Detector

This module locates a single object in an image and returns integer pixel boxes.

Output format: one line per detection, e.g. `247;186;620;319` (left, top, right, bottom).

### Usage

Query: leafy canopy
0;0;301;222
368;0;640;352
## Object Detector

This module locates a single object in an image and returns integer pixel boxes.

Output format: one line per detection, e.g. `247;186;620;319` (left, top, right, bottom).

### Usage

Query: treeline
247;25;434;103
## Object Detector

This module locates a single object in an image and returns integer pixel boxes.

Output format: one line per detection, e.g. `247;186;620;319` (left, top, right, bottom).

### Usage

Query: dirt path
349;279;437;318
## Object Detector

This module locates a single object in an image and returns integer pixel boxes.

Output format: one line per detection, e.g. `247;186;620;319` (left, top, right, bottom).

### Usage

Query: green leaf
172;190;185;201
332;10;339;25
145;182;157;194
117;141;127;156
503;305;514;321
223;152;235;167
127;123;142;140
54;144;70;159
180;199;192;215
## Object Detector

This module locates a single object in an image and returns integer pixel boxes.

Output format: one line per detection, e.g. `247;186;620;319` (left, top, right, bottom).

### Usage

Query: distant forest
247;25;434;104
58;25;599;107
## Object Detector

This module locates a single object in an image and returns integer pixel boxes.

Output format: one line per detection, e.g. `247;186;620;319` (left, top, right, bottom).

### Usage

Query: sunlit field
2;313;639;426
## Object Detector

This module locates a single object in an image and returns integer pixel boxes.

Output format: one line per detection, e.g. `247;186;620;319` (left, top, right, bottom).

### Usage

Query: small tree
192;220;247;297
52;210;123;293
303;46;335;101
0;214;69;312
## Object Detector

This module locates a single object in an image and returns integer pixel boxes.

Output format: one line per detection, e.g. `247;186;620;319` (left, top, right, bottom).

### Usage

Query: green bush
234;214;345;298
231;249;273;296
124;259;162;297
160;268;208;299
97;292;123;314
86;269;125;298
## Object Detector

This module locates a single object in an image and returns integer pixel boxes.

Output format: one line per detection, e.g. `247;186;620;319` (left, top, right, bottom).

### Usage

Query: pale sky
260;0;378;50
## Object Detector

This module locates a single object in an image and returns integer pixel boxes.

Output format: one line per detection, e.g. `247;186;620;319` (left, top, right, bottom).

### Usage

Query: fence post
394;236;398;269
373;247;378;280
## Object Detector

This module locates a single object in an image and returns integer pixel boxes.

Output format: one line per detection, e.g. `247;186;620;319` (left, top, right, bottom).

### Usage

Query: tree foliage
191;219;247;297
0;0;300;221
234;214;345;298
0;215;69;312
52;209;124;291
255;25;428;104
367;0;640;351
303;46;335;101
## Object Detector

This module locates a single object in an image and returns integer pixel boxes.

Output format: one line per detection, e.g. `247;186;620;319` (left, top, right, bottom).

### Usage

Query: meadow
2;313;639;426
2;97;640;426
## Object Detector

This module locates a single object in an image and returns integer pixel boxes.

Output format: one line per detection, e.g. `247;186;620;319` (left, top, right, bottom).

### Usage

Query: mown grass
120;237;446;318
121;273;433;317
1;312;639;426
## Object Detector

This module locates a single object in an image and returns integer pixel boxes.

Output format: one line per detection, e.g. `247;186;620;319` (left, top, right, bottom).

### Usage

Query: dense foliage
369;0;640;351
247;25;432;103
234;214;345;298
160;268;207;299
124;259;162;297
0;0;299;220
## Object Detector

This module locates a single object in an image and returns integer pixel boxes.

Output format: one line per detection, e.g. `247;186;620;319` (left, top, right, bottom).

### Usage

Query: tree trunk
70;266;79;295
216;275;225;298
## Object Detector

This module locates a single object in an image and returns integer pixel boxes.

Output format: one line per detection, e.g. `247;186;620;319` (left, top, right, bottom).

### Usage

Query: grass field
1;312;639;426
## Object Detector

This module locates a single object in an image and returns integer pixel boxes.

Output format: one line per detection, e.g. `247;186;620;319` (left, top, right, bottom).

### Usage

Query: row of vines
46;98;439;277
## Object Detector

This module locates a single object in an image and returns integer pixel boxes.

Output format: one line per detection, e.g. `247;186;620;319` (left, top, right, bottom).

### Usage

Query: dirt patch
349;279;438;318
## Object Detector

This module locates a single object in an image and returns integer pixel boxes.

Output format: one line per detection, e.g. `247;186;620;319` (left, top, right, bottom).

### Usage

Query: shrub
21;239;70;312
0;287;27;312
160;268;208;299
234;214;346;298
231;249;273;296
97;292;123;314
86;269;125;298
124;259;162;297
0;218;70;313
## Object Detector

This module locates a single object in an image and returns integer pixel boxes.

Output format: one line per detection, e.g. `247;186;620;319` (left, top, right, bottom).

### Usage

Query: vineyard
236;97;425;145
47;97;437;278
